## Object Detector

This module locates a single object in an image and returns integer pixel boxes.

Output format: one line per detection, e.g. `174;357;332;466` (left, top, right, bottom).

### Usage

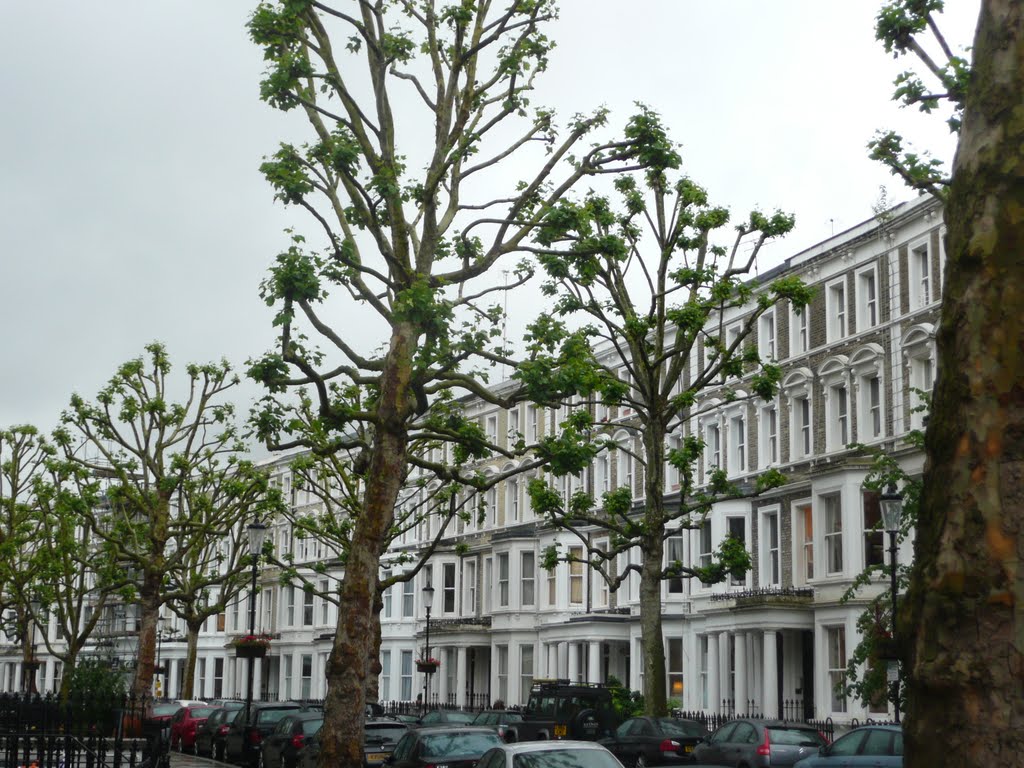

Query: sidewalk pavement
169;752;220;768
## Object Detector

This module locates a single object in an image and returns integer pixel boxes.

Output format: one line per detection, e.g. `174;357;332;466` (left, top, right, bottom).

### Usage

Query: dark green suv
518;680;621;741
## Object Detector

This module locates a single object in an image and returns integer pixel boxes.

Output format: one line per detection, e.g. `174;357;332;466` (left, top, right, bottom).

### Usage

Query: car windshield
152;704;181;716
767;727;827;747
658;719;703;737
420;732;502;757
514;748;621;768
190;708;216;719
365;725;408;744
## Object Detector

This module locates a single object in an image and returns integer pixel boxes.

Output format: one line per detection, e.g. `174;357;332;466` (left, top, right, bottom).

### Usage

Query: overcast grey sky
0;1;979;433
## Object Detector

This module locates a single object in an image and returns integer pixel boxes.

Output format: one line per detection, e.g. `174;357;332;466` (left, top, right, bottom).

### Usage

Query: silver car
692;719;827;768
476;740;626;768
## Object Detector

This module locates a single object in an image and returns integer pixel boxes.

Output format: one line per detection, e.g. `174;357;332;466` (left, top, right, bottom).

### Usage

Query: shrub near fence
0;693;167;768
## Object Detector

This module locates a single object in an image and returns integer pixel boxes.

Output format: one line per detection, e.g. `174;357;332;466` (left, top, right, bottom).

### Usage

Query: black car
386;725;504;768
297;720;411;768
224;701;305;768
601;717;706;767
196;703;247;761
261;710;324;768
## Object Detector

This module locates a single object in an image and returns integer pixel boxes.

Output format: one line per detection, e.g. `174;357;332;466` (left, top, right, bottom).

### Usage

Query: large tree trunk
640;422;669;716
318;327;415;768
904;2;1024;764
131;572;162;699
180;620;202;699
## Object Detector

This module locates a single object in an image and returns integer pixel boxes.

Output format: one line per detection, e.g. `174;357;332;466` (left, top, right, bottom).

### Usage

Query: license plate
554;724;567;738
367;754;388;763
684;746;693;753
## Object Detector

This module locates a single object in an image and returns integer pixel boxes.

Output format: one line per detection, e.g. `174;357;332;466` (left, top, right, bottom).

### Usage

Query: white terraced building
0;194;942;725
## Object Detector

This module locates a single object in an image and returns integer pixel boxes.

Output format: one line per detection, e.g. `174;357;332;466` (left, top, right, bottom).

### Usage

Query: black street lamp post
880;482;903;724
422;585;434;715
245;521;268;724
155;616;166;698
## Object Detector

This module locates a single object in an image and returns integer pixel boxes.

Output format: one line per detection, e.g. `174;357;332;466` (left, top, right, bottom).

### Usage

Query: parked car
224;701;305;768
297;720;411;768
260;710;324;768
600;717;706;767
472;711;525;743
385;725;504;768
692;719;828;768
169;704;218;753
793;725;902;768
518;680;621;741
476;740;626;768
195;704;245;761
418;710;477;726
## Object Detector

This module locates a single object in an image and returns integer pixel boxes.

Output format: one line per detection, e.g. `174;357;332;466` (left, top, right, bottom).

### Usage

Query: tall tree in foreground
872;0;1024;762
54;343;266;699
246;2;663;765
900;1;1024;763
526;139;809;715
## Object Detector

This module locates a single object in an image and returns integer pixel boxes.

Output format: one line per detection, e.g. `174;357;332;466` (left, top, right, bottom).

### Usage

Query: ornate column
455;647;468;707
718;631;730;713
567;642;580;682
707;633;720;714
735;632;749;715
587;641;602;683
763;630;779;718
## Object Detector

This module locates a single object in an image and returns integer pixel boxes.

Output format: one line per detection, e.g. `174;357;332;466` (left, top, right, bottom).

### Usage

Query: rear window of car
257;708;301;725
190;707;216;719
514;748;621;768
365;724;408;742
302;718;324;734
658;719;703;737
152;704;181;716
421;731;502;757
767;727;826;747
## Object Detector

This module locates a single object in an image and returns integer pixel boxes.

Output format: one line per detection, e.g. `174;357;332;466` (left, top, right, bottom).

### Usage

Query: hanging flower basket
232;633;272;658
416;658;439;674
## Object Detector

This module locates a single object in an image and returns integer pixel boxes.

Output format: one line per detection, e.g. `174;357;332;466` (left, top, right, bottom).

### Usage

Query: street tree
245;1;667;764
871;0;1024;763
29;453;113;697
0;426;51;685
524;134;811;715
53;343;267;699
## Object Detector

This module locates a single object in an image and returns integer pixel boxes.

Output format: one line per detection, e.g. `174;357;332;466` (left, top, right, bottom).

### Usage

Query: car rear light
218;725;230;736
818;730;830;745
248;728;262;745
291;735;305;749
756;729;771;757
659;739;681;753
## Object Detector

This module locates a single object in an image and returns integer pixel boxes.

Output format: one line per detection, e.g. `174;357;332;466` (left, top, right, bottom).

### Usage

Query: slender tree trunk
319;326;415;768
366;595;383;704
132;572;162;699
181;620;202;700
640;420;669;716
905;2;1024;764
57;646;79;700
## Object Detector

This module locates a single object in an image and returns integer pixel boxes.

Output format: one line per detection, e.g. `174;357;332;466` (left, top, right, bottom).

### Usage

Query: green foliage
607;675;645;719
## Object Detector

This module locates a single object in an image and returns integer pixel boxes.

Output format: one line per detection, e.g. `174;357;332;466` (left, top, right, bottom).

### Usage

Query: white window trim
782;368;813;461
759;505;782;587
908;236;932;310
855;264;879;332
826;277;848;342
790;300;810;357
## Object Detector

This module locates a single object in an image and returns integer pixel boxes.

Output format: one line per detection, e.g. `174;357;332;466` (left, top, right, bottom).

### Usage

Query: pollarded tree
53;343;272;699
870;1;1024;763
0;426;51;682
525;122;811;715
28;453;113;698
245;2;667;764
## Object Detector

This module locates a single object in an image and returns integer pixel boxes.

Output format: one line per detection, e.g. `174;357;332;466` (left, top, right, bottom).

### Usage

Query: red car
170;704;218;753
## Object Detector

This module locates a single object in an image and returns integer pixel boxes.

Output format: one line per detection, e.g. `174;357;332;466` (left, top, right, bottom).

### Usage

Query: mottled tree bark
640;420;669;716
132;572;162;700
180;620;202;699
318;326;414;768
905;1;1024;763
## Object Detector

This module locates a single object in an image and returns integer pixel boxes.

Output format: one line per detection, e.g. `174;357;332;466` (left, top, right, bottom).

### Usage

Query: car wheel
635;755;647;768
216;743;226;762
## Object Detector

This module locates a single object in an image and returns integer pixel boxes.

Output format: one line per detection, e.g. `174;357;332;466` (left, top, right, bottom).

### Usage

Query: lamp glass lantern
880;483;903;533
422;585;434;612
247;521;268;556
